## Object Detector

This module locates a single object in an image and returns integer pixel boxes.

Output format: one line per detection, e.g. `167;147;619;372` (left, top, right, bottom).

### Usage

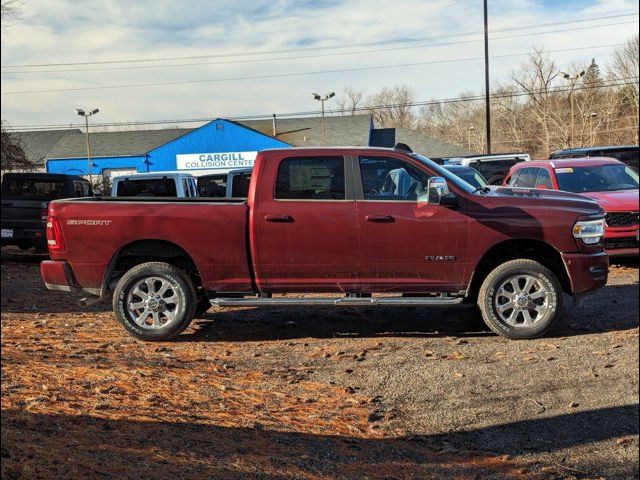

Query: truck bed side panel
49;200;253;292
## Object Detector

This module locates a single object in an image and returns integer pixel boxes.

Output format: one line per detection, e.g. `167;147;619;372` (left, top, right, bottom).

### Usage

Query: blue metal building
46;118;291;177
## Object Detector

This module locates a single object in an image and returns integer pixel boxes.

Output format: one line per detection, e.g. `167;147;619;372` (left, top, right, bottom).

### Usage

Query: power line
7;77;638;131
1;11;637;69
1;43;628;95
2;21;636;75
2;21;635;75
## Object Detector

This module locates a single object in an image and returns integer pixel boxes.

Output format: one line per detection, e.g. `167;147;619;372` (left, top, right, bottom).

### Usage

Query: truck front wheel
478;259;563;339
112;262;197;341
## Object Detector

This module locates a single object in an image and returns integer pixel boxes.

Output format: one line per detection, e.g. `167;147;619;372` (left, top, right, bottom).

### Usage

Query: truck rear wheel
478;259;562;339
112;262;197;341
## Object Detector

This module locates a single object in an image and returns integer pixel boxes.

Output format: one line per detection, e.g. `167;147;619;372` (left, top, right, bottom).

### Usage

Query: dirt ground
1;247;638;480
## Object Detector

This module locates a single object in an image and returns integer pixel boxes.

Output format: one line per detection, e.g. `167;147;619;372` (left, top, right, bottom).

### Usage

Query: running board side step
210;296;464;307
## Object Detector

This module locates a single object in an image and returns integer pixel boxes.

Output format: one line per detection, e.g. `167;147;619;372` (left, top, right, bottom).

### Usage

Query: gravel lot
1;247;638;480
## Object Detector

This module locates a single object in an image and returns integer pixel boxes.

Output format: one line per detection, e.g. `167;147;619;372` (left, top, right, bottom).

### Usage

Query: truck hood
485;186;603;217
579;189;639;212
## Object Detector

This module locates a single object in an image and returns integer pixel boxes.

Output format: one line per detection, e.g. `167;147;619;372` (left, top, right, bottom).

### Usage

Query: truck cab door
355;155;470;293
252;154;359;292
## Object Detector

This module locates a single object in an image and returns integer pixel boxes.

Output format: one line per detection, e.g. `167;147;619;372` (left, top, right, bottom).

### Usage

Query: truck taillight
46;216;66;252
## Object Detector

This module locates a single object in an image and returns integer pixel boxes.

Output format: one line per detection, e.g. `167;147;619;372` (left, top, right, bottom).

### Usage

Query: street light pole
560;70;585;147
467;126;475;150
312;92;335;146
76;108;99;184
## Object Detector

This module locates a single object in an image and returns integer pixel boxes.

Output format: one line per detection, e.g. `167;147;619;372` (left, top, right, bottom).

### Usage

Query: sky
1;0;638;130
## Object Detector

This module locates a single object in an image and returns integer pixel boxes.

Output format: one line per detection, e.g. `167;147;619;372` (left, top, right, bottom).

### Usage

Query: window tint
231;172;251;198
514;168;538;188
198;175;227;197
3;179;67;198
507;170;521;186
535;169;553;189
359;156;431;201
116;178;178;197
275;157;345;200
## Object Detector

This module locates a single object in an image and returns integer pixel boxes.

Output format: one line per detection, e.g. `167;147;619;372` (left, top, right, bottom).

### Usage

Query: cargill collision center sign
176;151;258;170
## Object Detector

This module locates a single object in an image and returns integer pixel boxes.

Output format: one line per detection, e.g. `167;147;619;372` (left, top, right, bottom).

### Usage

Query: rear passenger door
253;155;359;292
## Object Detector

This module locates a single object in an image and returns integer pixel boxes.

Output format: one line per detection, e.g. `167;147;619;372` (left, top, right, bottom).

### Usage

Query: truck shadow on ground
1;404;637;479
182;283;639;342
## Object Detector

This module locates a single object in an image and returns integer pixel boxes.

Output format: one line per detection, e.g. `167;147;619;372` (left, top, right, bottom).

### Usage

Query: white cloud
1;0;638;127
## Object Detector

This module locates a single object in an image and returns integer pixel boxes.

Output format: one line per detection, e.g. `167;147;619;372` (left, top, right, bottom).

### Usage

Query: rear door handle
265;214;294;223
366;215;395;223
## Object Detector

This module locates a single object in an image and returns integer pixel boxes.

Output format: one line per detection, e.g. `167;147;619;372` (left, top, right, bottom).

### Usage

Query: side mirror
421;177;452;206
535;184;548;190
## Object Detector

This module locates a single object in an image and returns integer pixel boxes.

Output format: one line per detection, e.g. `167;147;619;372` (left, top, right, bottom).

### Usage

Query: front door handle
366;215;395;223
265;214;294;223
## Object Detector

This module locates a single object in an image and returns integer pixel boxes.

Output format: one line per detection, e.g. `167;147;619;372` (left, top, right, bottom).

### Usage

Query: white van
111;172;198;197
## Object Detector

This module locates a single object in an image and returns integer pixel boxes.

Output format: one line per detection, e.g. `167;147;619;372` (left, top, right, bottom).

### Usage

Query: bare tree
610;35;639;143
1;0;21;29
1;122;33;173
366;84;417;128
335;87;364;116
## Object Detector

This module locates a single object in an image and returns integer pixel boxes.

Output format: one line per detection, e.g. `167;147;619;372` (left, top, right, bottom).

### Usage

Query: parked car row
2;145;637;255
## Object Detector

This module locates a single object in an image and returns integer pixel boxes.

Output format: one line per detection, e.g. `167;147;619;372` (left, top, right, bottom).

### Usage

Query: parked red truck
41;147;609;341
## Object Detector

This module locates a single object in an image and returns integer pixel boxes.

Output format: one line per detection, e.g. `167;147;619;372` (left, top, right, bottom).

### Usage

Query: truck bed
48;197;254;293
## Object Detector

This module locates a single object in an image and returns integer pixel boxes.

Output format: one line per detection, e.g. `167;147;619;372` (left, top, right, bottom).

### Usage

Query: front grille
605;237;639;250
605;211;639;227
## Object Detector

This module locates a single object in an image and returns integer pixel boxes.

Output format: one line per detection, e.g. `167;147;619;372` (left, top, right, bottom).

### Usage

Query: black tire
112;262;197;341
478;259;563;339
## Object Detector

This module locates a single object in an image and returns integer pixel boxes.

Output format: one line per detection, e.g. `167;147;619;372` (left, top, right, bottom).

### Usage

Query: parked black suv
550;145;639;171
1;173;92;251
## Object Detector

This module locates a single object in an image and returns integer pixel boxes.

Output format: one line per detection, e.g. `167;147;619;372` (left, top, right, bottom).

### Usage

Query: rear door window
275;156;345;200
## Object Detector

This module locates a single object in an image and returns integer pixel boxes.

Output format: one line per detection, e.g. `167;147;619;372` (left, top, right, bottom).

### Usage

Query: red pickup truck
41;147;609;341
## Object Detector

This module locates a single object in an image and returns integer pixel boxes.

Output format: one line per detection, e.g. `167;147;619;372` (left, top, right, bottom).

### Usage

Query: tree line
335;35;639;157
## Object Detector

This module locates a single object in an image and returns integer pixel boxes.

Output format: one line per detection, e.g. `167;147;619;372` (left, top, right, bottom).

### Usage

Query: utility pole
560;70;585;147
483;0;491;154
312;92;335;146
76;108;99;183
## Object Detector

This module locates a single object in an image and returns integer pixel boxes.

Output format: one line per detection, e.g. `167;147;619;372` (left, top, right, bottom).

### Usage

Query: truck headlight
573;219;605;245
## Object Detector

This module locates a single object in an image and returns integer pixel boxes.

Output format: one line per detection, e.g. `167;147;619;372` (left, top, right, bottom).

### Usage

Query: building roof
47;128;194;159
239;114;372;147
13;114;472;163
370;127;476;159
13;129;81;165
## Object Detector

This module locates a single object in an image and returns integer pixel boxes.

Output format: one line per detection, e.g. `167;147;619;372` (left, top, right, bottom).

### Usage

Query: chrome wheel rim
494;274;552;327
126;276;181;329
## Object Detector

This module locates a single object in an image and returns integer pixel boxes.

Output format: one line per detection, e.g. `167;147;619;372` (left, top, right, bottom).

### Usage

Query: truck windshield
555;164;639;193
411;154;476;193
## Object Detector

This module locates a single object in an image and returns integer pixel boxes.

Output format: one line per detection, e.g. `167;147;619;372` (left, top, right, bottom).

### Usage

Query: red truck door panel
355;155;470;292
252;155;360;291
